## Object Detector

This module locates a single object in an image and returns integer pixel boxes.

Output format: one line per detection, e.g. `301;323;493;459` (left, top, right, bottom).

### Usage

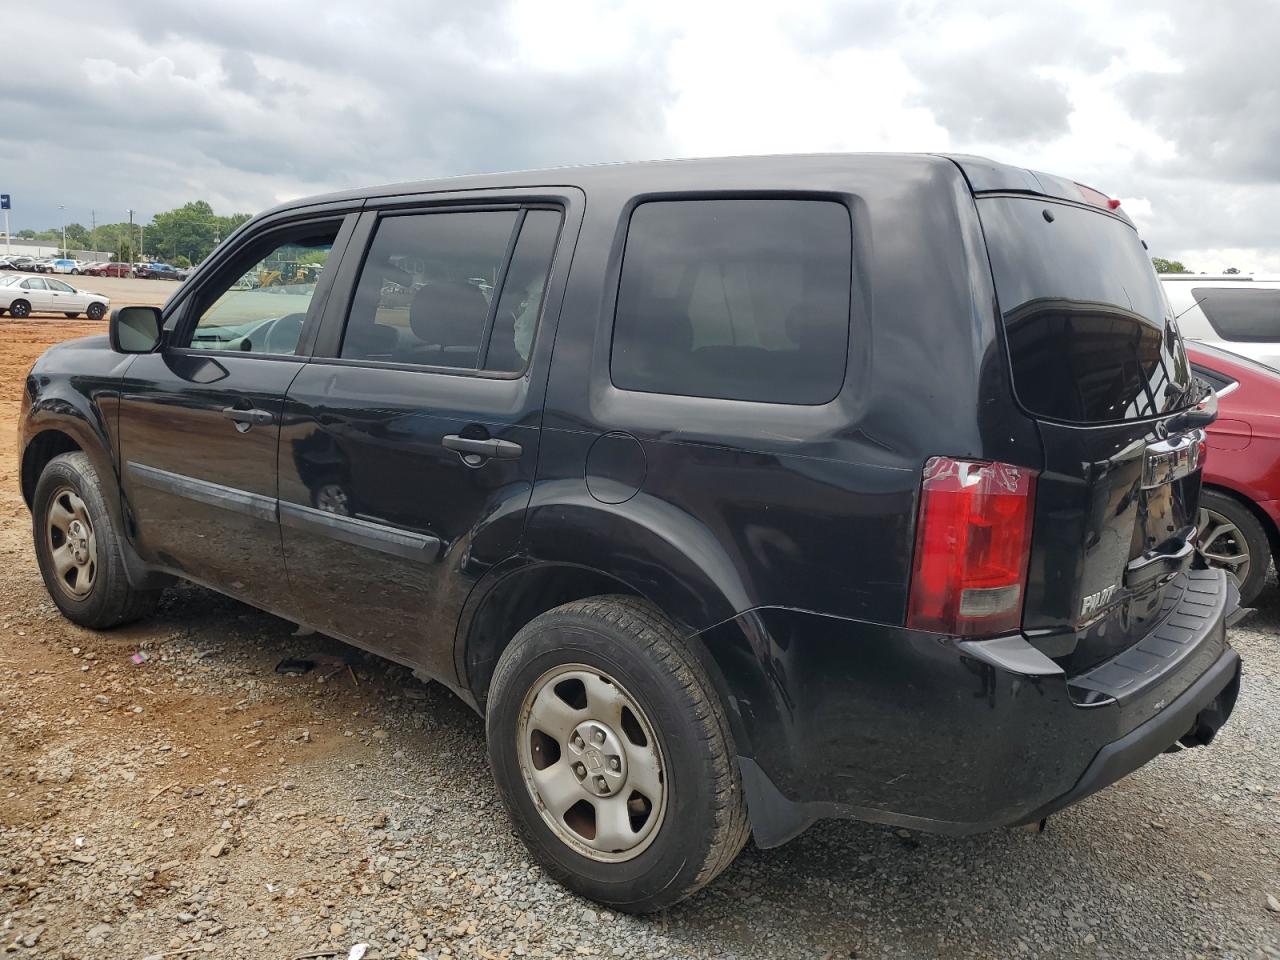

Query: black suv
19;154;1241;912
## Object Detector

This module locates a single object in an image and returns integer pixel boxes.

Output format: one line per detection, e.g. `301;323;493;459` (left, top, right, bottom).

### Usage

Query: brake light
907;457;1038;636
1074;182;1122;212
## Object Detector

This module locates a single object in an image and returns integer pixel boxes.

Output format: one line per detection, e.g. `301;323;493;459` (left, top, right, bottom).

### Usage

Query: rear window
610;199;851;405
980;197;1192;423
1192;287;1280;342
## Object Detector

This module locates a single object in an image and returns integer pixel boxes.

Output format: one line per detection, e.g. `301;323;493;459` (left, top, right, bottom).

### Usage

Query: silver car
0;275;110;320
1162;274;1280;370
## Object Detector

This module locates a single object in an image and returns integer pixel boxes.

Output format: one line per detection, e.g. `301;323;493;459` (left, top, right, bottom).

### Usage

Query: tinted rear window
611;199;851;405
980;197;1192;423
1192;287;1280;342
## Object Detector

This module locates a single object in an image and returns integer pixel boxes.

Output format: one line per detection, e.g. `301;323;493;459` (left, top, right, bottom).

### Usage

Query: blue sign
0;195;9;210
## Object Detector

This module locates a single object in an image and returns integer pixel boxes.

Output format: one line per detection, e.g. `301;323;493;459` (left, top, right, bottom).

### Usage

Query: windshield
980;196;1193;424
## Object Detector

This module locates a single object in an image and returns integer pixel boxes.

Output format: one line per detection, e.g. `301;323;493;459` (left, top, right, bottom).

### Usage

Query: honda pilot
18;154;1241;912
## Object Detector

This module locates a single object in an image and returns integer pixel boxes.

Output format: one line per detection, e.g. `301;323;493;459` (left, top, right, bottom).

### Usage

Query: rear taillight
907;457;1038;636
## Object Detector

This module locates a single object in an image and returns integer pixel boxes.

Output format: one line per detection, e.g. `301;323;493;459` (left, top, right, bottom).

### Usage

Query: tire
1199;489;1272;606
10;299;30;318
86;302;106;321
70;268;80;275
486;595;750;913
32;451;161;628
64;312;80;319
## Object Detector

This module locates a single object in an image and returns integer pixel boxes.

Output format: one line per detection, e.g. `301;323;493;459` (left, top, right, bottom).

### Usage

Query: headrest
409;281;489;348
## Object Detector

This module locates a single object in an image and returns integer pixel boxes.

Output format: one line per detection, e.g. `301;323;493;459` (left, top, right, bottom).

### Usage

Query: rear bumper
703;568;1240;847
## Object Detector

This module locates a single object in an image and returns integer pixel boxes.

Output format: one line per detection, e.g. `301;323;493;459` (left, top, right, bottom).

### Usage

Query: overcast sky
5;0;1277;272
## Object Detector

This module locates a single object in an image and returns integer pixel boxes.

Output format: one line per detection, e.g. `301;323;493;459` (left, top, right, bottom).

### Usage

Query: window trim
606;192;857;406
315;201;566;381
163;213;357;362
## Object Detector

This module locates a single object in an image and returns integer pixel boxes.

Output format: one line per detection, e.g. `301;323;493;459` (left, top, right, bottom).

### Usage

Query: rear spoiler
942;155;1135;225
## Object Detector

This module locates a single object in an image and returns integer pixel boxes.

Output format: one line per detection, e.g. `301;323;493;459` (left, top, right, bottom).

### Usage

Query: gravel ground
1;322;1278;959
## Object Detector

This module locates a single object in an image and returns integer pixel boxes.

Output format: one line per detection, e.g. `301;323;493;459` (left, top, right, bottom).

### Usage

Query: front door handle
221;406;277;430
442;434;523;463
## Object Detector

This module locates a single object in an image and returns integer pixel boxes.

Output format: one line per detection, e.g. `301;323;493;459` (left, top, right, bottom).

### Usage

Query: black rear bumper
1016;644;1240;827
707;568;1240;847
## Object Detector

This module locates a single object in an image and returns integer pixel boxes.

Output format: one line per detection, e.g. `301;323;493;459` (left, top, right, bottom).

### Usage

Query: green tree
1224;266;1241;274
1152;257;1190;274
64;223;90;249
16;229;36;239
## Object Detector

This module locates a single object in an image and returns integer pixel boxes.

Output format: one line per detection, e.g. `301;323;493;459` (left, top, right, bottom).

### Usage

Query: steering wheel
261;313;306;354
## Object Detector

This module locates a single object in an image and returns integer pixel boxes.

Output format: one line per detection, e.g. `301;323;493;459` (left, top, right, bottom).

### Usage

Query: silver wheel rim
46;486;97;599
1199;506;1251;586
516;664;667;862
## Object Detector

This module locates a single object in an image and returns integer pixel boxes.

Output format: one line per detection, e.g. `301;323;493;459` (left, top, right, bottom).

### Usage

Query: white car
0;275;110;320
1161;274;1280;370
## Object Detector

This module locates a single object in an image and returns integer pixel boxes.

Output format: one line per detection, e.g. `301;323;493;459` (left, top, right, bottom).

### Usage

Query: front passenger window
187;227;338;355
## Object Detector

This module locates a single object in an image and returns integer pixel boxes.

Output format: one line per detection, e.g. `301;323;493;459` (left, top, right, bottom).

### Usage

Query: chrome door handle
221;406;277;428
442;434;523;462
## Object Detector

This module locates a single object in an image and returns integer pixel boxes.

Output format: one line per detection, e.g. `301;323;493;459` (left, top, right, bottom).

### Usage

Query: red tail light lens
907;457;1038;636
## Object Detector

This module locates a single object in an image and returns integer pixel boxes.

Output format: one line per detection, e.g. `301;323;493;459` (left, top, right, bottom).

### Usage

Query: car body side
1187;342;1280;557
17;154;1234;847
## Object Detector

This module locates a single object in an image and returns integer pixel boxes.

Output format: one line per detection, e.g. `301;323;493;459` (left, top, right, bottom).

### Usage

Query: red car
94;262;134;278
1187;341;1280;604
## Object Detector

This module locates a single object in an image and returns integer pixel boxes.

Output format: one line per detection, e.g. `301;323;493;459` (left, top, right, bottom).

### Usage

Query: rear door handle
442;434;523;462
221;406;277;427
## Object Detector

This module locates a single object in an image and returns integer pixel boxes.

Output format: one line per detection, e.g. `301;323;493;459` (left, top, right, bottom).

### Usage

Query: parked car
87;261;134;278
136;262;181;280
17;154;1239;912
4;256;35;271
1184;342;1280;605
30;258;55;273
0;274;109;319
1162;275;1280;371
80;261;108;276
48;259;84;275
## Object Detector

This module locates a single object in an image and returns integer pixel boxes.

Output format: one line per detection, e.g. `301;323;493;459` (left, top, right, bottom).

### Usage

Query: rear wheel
1198;489;1271;605
486;596;749;912
10;300;30;318
86;302;106;321
33;452;161;628
70;268;80;275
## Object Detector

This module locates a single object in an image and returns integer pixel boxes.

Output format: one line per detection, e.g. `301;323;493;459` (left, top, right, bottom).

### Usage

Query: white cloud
3;0;1278;272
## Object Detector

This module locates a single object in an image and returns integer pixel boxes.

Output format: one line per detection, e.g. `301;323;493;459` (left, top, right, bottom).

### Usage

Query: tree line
14;201;251;267
1153;258;1244;275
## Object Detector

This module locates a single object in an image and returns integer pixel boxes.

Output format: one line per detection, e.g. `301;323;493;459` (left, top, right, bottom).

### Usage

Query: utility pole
91;210;96;257
58;204;66;257
127;209;134;262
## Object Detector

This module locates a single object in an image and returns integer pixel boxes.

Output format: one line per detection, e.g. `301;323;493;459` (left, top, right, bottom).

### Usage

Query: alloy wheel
46;486;97;599
516;664;667;862
1198;506;1251;587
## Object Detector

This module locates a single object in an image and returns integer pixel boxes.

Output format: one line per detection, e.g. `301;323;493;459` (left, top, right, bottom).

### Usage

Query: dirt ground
1;318;1278;960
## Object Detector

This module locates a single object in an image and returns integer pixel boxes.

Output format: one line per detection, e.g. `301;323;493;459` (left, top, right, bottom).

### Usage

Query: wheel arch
1202;481;1280;560
457;559;759;760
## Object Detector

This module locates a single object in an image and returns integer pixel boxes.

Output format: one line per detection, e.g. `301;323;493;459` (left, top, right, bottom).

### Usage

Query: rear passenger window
1192;287;1280;342
341;208;561;371
610;199;851;405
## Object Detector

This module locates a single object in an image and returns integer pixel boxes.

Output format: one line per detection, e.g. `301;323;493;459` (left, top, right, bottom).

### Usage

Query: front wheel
33;452;161;628
1198;489;1272;605
10;299;30;318
70;268;80;275
86;302;106;321
486;596;749;912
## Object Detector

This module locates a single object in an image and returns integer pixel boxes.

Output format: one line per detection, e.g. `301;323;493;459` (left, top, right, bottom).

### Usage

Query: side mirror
109;306;163;354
